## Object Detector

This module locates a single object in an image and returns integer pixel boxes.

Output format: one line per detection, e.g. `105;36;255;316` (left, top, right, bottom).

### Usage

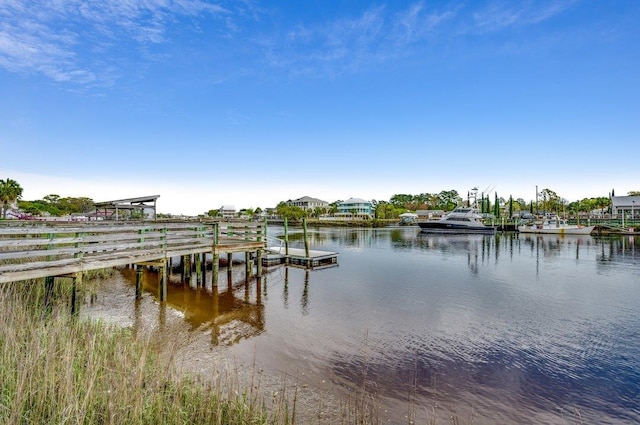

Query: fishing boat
517;217;595;235
417;206;497;234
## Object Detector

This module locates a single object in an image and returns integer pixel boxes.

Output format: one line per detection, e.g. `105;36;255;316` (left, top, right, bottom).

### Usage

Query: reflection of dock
263;246;339;269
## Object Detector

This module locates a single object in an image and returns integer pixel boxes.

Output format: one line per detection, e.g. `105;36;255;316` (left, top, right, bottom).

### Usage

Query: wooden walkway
0;220;266;284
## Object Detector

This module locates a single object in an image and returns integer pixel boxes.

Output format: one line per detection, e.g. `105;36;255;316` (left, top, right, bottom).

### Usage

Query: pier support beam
136;265;143;300
159;260;167;301
212;253;220;287
195;253;202;286
256;250;263;277
303;218;310;261
71;272;81;316
245;252;252;280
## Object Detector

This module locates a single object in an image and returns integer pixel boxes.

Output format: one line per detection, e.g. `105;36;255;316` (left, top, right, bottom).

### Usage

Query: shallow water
82;228;640;424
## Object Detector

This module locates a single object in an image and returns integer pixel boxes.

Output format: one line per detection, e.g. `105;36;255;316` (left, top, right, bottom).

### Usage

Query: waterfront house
286;196;329;211
337;198;373;218
219;205;236;219
611;195;640;219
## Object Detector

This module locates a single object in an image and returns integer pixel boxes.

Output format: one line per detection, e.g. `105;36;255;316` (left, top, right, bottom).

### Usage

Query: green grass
0;282;290;425
1;277;467;425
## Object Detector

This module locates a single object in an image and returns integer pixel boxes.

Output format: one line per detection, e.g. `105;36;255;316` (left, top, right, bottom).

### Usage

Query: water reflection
120;267;266;346
88;230;640;424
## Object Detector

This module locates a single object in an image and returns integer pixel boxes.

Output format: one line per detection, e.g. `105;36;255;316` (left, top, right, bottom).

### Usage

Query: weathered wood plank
0;221;265;284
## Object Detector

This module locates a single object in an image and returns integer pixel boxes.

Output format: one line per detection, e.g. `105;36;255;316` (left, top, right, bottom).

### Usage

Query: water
82;227;640;424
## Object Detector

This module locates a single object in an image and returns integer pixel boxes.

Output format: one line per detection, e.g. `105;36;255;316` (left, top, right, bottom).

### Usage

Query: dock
263;246;339;269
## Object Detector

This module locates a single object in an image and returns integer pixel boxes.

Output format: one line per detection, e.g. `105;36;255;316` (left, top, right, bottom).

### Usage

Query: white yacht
417;206;497;234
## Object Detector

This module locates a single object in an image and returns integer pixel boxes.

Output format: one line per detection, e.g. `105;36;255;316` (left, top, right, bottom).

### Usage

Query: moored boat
417;206;497;234
517;217;595;235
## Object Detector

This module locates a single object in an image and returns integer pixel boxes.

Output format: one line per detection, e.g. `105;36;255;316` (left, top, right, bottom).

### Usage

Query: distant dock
263;246;339;269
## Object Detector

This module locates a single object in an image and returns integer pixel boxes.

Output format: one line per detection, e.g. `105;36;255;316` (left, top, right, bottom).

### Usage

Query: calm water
83;227;640;424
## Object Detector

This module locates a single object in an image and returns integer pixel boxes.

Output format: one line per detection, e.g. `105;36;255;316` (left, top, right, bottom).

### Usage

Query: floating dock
263;246;339;269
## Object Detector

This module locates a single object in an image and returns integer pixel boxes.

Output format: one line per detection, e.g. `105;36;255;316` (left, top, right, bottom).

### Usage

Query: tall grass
1;277;458;425
0;282;287;425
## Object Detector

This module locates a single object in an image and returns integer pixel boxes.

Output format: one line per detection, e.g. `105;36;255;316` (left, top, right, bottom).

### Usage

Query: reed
0;278;464;424
0;283;286;425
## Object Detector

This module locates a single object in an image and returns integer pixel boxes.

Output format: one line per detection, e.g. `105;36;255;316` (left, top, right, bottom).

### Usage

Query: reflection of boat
518;217;595;235
417;206;497;234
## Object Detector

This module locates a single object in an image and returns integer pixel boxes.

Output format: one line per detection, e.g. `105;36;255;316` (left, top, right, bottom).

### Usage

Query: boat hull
517;226;595;235
418;222;497;234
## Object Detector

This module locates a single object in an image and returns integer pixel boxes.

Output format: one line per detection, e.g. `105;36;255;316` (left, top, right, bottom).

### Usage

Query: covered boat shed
94;195;160;221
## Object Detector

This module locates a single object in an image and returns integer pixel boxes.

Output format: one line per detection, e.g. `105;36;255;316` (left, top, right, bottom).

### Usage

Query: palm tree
0;178;24;219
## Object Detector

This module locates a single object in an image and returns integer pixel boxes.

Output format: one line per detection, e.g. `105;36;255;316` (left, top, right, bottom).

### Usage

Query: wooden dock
264;246;339;269
0;220;266;285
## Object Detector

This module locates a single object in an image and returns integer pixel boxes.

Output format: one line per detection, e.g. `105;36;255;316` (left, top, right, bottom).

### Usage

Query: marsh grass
1;275;470;425
0;282;287;424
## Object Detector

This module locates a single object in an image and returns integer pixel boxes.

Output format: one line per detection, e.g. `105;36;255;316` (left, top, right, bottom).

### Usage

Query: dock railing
0;220;267;284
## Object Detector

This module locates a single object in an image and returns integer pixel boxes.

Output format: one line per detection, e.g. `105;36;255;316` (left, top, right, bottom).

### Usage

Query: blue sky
1;0;638;215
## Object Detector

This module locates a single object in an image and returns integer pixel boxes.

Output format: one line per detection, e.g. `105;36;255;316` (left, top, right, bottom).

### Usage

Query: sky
1;0;638;215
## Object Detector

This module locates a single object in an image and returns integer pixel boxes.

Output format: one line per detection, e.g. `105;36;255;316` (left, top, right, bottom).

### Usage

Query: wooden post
256;250;263;277
159;260;167;301
201;253;206;282
212;253;219;287
195;253;202;286
303;217;310;260
245;251;252;280
227;266;233;290
182;254;192;281
136;264;143;300
227;253;233;288
71;272;81;316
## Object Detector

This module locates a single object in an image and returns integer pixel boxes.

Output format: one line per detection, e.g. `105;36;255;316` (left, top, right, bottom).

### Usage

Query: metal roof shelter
94;195;160;221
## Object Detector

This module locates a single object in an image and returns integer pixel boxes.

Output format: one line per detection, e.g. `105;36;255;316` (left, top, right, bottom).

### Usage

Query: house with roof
286;196;329;211
219;205;236;219
611;195;640;219
337;198;374;219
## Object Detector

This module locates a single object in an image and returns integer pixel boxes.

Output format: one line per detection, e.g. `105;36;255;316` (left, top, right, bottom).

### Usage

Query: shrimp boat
517;217;595;235
417;206;497;234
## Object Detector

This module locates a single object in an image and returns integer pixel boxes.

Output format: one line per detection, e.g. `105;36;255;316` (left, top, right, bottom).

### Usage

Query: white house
219;205;236;218
286;196;329;211
337;198;373;218
611;196;640;218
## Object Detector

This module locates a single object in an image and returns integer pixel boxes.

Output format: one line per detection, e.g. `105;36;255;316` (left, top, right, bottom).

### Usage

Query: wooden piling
195;253;202;286
303;217;310;260
256;250;263;277
212;253;220;287
71;272;81;316
159;260;167;301
201;253;206;281
245;251;252;280
136;265;143;300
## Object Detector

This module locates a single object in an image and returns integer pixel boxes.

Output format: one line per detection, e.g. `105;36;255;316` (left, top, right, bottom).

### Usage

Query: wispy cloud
0;0;579;87
265;2;456;78
0;0;228;87
469;0;576;33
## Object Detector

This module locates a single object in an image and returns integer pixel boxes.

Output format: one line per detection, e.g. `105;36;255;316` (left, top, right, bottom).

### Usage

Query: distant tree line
3;177;639;221
18;194;96;217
